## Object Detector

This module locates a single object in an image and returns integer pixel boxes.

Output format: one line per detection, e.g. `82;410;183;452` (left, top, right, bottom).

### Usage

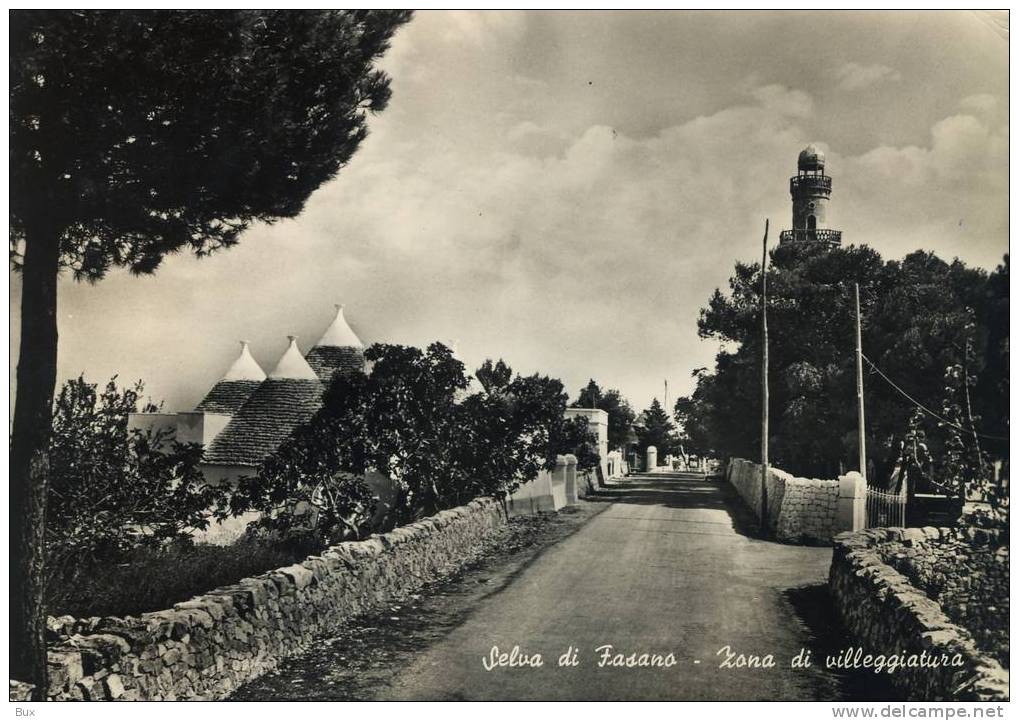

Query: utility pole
761;219;770;522
664;379;669;414
854;282;866;480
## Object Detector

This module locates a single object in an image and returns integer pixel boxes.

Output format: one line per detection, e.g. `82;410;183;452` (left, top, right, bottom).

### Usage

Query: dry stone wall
879;527;1009;669
726;458;845;544
776;477;838;542
39;498;505;701
829;528;1008;701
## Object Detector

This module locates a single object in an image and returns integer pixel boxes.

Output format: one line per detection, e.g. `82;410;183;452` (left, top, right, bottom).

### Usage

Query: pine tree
9;10;411;694
637;399;677;457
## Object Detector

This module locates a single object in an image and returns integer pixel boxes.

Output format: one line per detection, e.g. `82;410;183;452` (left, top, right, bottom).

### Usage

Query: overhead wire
860;352;1008;442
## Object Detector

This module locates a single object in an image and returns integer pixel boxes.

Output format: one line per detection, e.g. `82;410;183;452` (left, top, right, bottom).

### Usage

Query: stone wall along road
37;498;505;701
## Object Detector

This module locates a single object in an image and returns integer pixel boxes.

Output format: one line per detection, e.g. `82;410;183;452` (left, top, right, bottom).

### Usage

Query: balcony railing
789;174;832;195
779;228;842;246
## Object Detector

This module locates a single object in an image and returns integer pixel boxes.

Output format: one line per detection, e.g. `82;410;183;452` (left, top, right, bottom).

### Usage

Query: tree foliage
9;10;410;691
475;359;514;394
636;399;678;457
574;379;604;408
557;416;601;472
233;343;468;531
673;370;719;458
571;378;637;450
678;243;1009;481
460;363;598;503
11;9;412;277
231;345;593;535
47;376;226;592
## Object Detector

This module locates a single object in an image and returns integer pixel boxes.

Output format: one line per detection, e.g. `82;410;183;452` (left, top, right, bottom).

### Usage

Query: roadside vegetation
48;541;306;619
676;244;1008;524
10;9;414;694
44;346;600;619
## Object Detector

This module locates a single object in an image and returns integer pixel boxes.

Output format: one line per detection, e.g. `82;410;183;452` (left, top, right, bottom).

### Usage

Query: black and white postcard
8;8;1010;712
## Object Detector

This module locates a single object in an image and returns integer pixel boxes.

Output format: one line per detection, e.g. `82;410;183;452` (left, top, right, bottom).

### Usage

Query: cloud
35;85;815;413
507;120;549;141
283;87;822;401
834;62;902;90
19;14;1006;420
959;93;999;115
441;10;527;46
750;84;813;117
837;111;1007;261
31;76;1008;417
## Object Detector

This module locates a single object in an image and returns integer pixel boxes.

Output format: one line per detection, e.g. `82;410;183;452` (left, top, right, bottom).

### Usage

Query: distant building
779;144;843;248
129;305;366;487
563;407;609;478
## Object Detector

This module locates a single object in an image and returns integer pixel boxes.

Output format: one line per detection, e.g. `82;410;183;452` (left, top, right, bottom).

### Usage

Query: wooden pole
854;282;867;480
761;219;770;522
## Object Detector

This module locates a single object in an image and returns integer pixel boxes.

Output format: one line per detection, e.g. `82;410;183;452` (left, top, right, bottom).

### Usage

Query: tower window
807;215;817;230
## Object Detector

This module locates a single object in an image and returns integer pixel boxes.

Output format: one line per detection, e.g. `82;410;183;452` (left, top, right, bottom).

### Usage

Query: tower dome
305;305;367;384
798;144;826;171
780;144;842;248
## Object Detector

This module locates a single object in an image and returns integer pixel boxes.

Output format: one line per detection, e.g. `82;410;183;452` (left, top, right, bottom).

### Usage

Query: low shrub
46;539;307;619
46;376;229;591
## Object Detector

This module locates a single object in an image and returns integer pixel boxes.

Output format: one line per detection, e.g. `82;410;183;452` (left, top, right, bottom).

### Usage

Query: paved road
375;472;865;701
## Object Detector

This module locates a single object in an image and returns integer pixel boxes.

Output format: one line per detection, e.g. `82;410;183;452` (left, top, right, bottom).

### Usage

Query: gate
865;485;907;528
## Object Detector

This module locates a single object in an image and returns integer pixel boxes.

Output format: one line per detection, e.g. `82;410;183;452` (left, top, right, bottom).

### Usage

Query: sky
9;10;1010;415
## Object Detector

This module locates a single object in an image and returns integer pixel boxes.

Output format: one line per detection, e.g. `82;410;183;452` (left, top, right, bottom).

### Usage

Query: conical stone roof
306;305;367;384
204;337;323;467
269;336;320;380
223;340;267;381
316;304;363;348
195;341;267;415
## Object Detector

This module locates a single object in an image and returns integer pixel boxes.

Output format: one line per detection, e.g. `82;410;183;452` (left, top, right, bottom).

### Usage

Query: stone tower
779;144;842;248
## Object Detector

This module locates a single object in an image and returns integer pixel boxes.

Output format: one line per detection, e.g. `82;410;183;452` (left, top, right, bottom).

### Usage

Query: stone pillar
550;454;569;508
563;453;579;503
646;445;657;471
836;471;867;533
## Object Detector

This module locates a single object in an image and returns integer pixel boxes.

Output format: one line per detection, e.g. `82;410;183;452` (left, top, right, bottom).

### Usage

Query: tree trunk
10;219;61;698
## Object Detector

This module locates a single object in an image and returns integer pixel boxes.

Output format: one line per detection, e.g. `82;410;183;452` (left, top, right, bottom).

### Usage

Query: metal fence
865;485;907;528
